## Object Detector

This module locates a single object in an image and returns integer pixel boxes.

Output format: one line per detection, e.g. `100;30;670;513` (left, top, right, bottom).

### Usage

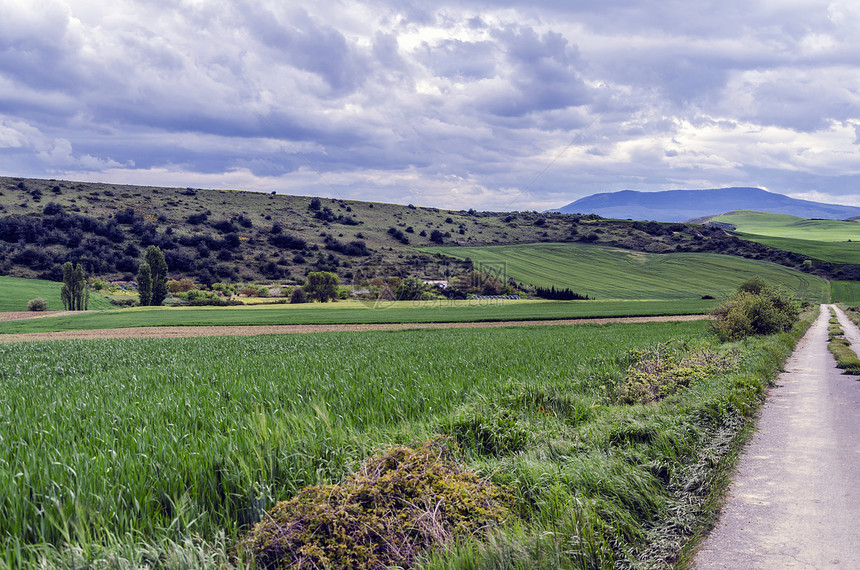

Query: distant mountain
552;187;860;222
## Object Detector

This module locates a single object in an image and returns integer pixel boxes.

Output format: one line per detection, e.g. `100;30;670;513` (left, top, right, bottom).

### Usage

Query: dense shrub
269;233;307;250
27;298;48;311
324;236;370;256
710;277;800;341
289;286;308;303
238;438;510;570
617;343;738;404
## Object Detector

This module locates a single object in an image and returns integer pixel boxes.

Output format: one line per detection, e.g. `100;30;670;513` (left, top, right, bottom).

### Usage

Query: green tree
710;277;800;341
144;245;169;306
290;286;308;304
394;277;428;301
60;262;88;311
304;271;339;302
137;262;152;306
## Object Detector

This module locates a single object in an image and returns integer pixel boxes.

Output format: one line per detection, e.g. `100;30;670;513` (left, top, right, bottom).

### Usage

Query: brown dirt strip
0;314;709;343
0;311;75;321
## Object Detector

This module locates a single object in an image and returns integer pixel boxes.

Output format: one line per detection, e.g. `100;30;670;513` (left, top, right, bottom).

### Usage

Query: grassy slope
424;242;829;302
712;211;860;264
713;210;860;241
832;281;860;303
0;298;715;334
0;275;113;312
731;233;860;264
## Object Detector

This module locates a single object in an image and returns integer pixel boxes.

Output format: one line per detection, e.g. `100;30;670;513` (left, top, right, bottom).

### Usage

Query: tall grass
0;318;806;568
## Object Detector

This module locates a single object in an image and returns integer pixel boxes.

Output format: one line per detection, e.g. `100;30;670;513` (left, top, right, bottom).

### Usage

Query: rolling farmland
712;211;860;264
424;242;829;302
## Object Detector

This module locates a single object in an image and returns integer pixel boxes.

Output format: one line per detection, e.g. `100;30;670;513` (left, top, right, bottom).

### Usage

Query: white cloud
787;190;860;207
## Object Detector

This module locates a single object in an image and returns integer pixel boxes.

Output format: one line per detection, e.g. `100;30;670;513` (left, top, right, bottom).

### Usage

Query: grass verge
827;307;860;375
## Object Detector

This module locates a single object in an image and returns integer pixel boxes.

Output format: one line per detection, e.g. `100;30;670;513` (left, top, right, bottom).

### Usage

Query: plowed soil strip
0;314;708;343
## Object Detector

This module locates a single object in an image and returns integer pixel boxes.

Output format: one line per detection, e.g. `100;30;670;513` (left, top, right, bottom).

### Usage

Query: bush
617;343;737;404
27;298;48;311
238;438;510;570
290;287;308;304
710;278;800;341
167;277;195;293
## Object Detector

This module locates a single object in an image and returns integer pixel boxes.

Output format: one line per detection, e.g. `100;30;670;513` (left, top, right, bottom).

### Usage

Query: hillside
0;176;845;289
709;211;860;266
424;243;829;302
553;187;860;222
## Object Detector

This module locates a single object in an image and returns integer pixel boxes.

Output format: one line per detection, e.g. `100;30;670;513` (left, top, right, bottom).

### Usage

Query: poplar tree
61;262;88;310
136;262;152;306
144;245;169;306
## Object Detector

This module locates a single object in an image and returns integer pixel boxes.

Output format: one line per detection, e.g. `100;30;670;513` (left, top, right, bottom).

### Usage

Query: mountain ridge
552;187;860;222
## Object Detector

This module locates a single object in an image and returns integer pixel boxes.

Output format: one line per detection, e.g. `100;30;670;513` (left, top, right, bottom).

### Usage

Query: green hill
424;242;829;302
0;177;834;288
711;211;860;264
0;275;113;312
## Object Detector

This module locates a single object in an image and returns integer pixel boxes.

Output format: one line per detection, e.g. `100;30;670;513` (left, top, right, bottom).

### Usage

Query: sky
1;0;859;211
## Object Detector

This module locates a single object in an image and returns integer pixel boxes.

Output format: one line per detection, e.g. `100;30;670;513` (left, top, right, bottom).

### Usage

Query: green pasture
0;276;113;312
732;233;860;264
712;210;860;241
712;211;860;264
0;316;808;568
423;242;829;302
0;298;715;335
832;281;860;304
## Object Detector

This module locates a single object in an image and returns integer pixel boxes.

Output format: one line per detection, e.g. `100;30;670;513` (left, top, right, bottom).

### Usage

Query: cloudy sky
1;0;859;210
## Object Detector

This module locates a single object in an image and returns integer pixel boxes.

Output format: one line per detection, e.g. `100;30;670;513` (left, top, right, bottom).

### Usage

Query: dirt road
693;305;860;568
0;313;708;343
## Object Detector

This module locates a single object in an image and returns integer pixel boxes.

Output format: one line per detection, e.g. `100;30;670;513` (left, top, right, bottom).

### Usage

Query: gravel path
693;304;860;568
0;313;708;343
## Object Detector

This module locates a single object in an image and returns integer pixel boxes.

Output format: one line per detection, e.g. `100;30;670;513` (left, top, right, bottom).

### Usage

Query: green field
712;211;860;241
0;318;807;568
712;211;860;264
0;298;715;335
732;233;860;264
424;242;829;302
0;275;113;312
832;281;860;304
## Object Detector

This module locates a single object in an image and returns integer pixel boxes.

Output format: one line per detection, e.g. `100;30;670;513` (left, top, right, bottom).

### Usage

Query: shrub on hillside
27;298;48;311
710;278;800;341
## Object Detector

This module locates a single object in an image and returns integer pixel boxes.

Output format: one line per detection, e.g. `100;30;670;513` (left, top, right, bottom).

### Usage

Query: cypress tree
137;262;152;306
